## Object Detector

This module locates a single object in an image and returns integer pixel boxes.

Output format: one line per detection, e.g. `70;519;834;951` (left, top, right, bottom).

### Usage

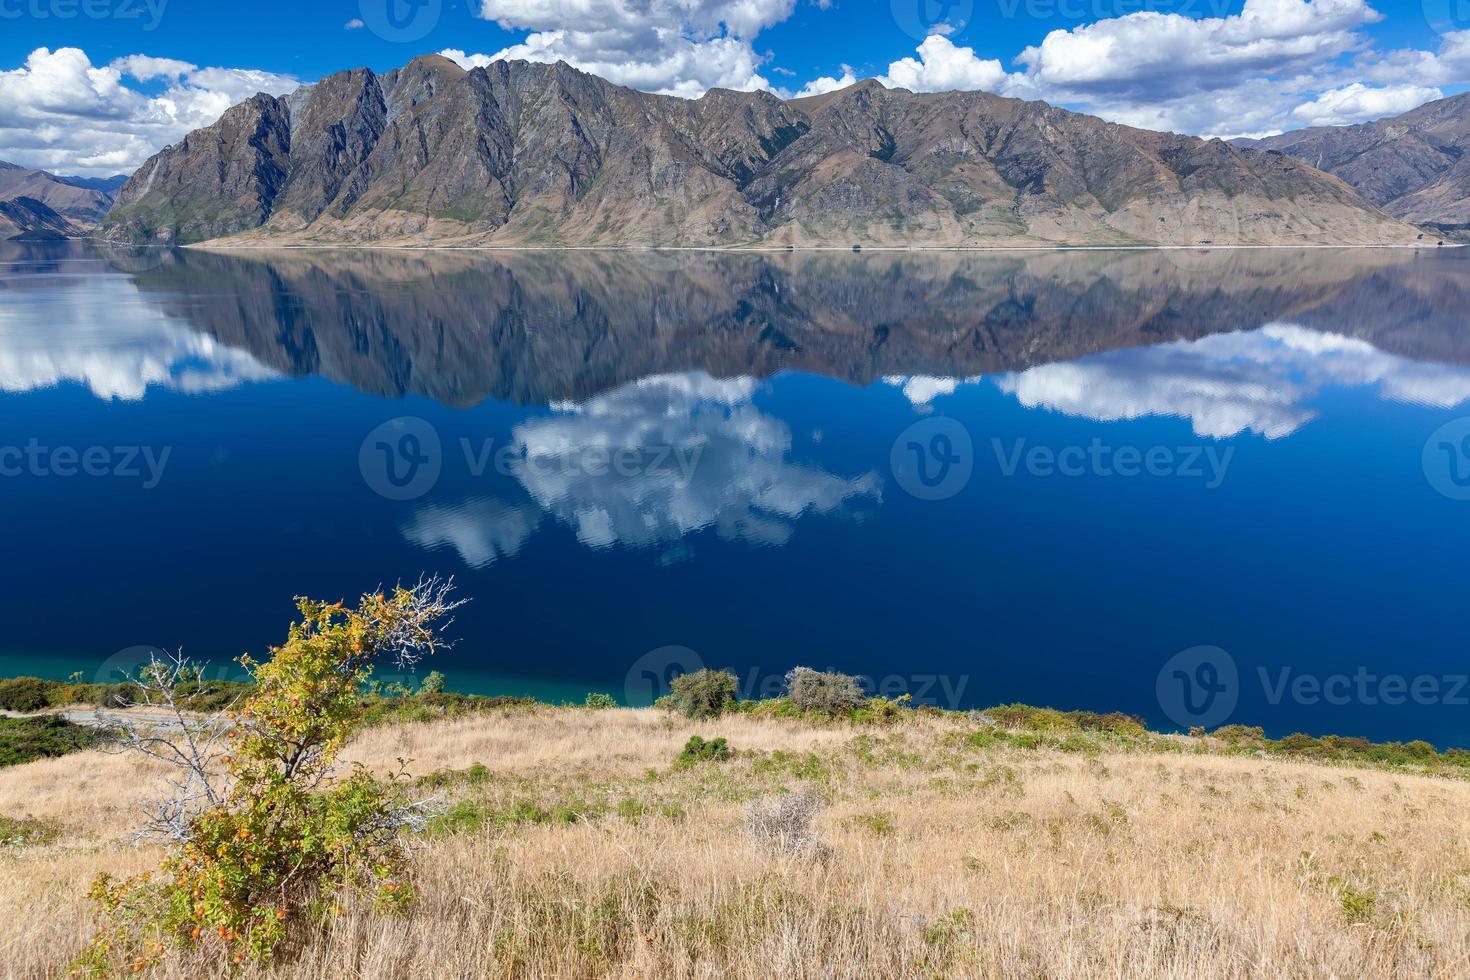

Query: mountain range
1236;92;1470;237
85;244;1470;405
0;162;126;238
97;54;1428;248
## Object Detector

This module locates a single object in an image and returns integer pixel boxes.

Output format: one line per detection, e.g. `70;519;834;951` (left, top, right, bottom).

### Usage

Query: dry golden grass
4;707;1470;978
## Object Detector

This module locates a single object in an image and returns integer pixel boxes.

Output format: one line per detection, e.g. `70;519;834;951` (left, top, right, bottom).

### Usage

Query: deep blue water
2;242;1469;745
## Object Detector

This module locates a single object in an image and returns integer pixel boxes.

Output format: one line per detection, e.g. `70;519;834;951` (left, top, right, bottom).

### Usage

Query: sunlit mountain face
3;242;1470;745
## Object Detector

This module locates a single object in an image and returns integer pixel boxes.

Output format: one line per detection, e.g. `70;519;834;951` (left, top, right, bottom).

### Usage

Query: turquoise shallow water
3;242;1469;744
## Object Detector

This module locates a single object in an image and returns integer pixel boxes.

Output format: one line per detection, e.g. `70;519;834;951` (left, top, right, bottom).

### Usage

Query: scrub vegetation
3;605;1470;976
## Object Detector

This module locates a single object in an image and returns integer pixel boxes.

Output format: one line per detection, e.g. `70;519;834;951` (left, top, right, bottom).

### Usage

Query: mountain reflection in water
2;242;1469;746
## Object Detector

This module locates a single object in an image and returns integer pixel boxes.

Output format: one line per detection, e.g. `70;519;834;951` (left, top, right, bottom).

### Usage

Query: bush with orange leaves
76;577;464;974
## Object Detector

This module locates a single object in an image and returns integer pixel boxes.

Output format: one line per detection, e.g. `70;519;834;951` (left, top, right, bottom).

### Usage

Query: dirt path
1;707;217;732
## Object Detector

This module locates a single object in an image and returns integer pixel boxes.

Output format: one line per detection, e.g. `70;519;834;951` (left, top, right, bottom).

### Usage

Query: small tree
81;577;464;972
785;667;865;715
668;668;739;718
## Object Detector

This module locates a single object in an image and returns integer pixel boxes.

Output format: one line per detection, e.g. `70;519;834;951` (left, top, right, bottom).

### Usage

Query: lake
2;241;1468;745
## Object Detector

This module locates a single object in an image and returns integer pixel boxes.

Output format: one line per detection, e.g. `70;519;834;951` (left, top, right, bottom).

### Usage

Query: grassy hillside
3;703;1470;978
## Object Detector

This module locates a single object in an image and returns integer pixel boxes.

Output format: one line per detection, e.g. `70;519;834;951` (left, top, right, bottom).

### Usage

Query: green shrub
1338;883;1377;922
978;704;1146;738
0;813;56;847
784;667;865;715
0;677;54;712
850;695;911;725
81;579;463;971
584;692;617;710
417;671;446;695
1212;725;1266;743
668;669;739;719
676;735;731;766
0;715;105;767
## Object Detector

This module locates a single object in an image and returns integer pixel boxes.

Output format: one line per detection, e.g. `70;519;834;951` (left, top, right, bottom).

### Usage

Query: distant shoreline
74;235;1465;254
175;241;1461;253
3;669;1468;756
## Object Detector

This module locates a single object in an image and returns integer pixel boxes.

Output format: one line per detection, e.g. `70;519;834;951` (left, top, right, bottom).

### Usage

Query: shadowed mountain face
88;245;1470;406
1240;93;1470;237
100;56;1419;248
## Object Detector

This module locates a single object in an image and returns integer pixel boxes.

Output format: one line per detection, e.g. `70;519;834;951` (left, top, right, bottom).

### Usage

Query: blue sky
2;0;1468;174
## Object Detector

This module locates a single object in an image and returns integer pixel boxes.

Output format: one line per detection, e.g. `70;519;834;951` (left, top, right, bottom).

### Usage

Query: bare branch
100;649;237;842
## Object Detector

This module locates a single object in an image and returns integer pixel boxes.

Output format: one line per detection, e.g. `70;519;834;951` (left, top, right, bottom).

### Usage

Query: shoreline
3;669;1467;757
77;236;1465;254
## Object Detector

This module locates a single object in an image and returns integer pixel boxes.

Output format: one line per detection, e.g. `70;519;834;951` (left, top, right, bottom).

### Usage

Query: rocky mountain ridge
100;55;1422;248
1237;92;1470;237
0;161;122;238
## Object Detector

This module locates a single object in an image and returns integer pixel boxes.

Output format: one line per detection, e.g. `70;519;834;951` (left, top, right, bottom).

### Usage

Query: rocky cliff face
1240;93;1470;237
104;94;292;244
103;55;1422;247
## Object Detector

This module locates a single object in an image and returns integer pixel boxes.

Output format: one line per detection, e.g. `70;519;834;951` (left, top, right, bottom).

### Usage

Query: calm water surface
2;242;1468;744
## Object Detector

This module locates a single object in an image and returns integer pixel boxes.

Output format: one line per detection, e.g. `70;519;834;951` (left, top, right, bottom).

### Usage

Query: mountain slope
0;196;74;239
0;161;119;233
1239;92;1470;235
102;56;1422;247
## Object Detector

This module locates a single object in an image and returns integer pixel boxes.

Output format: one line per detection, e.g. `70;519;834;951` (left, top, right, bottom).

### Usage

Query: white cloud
1017;0;1378;92
879;35;1020;95
793;68;856;99
1291;82;1443;127
445;0;800;97
0;251;275;399
994;324;1470;439
442;33;772;97
883;375;974;407
1355;30;1470;87
404;371;881;563
344;18;365;29
0;47;298;176
401;498;541;568
986;0;1458;137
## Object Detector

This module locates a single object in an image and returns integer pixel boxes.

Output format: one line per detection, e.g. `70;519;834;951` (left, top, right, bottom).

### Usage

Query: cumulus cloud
793;68;857;98
403;371;881;564
850;0;1464;137
1291;82;1443;127
994;325;1470;439
444;0;800;97
1017;0;1378;92
0;250;275;399
883;375;975;407
402;498;541;568
0;47;298;175
879;35;1020;95
1355;30;1470;87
